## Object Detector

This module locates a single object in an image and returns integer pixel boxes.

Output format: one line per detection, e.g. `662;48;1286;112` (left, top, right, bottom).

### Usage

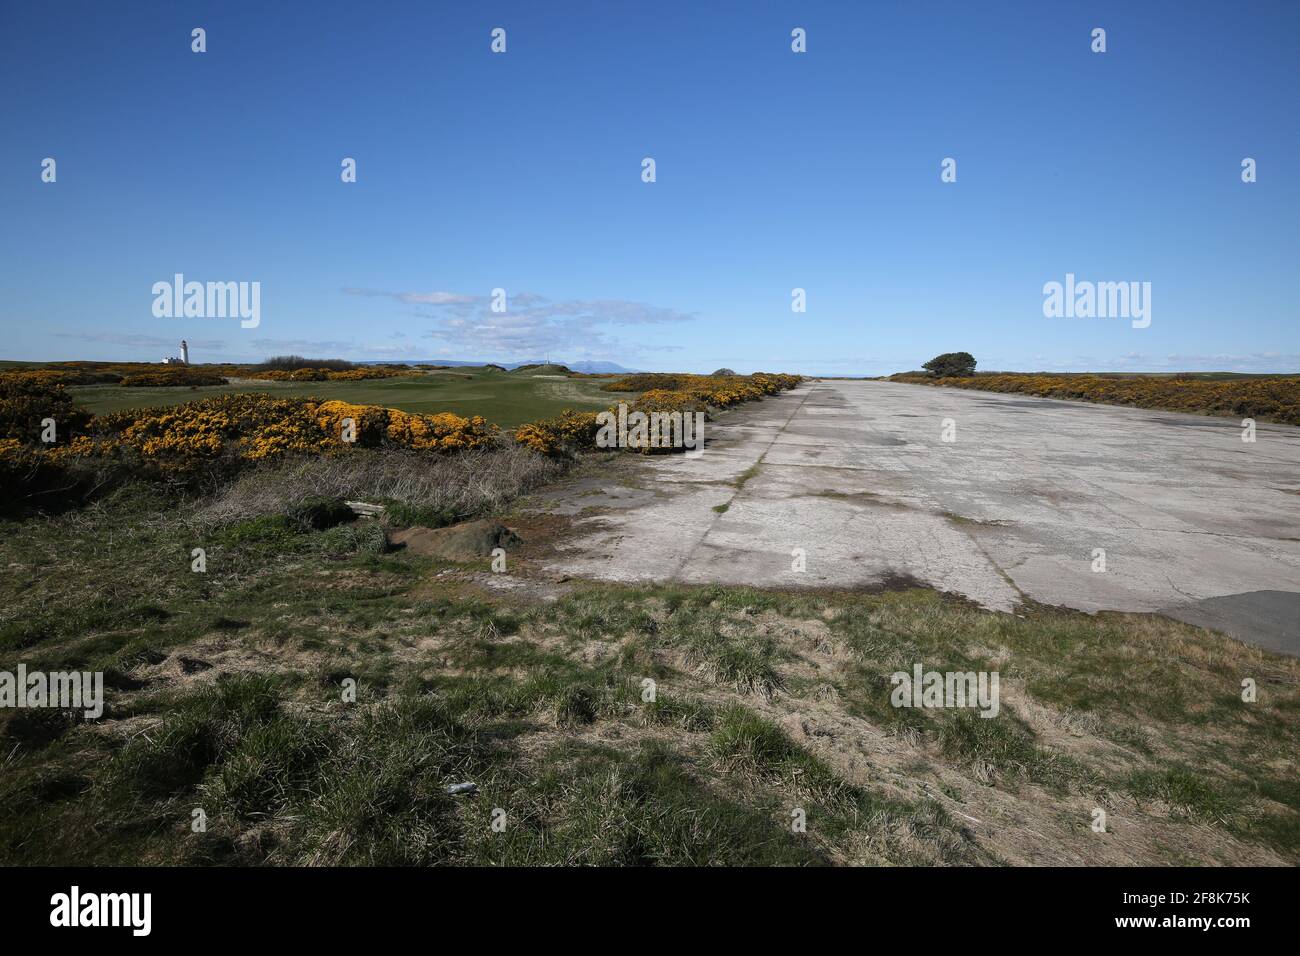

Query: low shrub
0;368;122;387
194;443;565;529
246;366;416;383
514;410;603;455
383;408;497;451
120;369;228;387
1;379;511;508
518;373;802;455
892;373;1300;425
0;373;93;443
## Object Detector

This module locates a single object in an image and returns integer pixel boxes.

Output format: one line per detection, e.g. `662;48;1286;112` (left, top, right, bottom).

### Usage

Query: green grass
67;366;616;427
2;485;1297;866
487;740;828;865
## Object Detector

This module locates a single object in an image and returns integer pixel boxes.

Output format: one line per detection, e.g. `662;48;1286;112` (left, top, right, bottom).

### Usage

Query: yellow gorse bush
600;372;801;410
120;369;227;387
240;418;335;460
386;408;497;450
314;400;391;445
2;369;802;487
514;410;603;455
247;367;418;382
43;435;117;465
3;361;425;387
516;373;802;455
309;400;497;451
0;372;93;444
513;422;558;455
1;385;501;483
2;368;119;387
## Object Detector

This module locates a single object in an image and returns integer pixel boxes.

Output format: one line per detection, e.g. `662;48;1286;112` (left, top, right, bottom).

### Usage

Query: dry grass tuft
192;441;566;529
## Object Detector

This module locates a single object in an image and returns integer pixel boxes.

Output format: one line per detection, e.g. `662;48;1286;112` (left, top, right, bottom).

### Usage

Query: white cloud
347;287;696;360
341;288;478;307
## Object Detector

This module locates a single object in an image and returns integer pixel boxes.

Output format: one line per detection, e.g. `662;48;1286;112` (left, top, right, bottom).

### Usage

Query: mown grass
1;486;1297;865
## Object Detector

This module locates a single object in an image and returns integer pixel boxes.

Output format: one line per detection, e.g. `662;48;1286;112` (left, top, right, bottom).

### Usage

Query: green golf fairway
68;367;620;428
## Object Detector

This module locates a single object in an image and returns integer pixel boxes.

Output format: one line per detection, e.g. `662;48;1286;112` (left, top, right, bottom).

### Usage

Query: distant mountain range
358;359;638;374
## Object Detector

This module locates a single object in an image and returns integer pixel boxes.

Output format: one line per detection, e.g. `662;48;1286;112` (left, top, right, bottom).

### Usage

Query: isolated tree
921;352;977;377
711;367;737;376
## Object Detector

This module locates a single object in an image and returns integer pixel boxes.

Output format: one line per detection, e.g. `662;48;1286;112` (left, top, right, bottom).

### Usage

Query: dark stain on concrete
943;511;1012;527
1161;590;1300;657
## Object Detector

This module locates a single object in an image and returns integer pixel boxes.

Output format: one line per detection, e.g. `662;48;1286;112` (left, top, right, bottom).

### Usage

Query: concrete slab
1161;590;1300;657
534;380;1300;655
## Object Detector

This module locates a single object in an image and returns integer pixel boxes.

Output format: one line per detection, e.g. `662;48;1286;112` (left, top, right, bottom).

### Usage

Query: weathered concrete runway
538;380;1300;655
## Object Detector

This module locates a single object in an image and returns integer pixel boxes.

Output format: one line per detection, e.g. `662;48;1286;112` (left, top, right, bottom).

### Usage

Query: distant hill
510;360;637;374
566;361;637;374
356;359;637;373
510;363;572;376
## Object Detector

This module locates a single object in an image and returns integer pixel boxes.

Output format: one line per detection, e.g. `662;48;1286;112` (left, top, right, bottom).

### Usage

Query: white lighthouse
180;340;189;365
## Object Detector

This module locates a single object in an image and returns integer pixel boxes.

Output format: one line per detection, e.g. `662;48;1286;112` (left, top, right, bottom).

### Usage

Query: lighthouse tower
180;340;189;365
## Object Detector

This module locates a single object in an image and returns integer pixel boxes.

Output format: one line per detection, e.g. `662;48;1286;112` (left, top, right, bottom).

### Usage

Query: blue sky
2;1;1297;375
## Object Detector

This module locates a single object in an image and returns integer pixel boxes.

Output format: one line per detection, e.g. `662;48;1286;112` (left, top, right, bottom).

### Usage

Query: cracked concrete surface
535;380;1300;655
